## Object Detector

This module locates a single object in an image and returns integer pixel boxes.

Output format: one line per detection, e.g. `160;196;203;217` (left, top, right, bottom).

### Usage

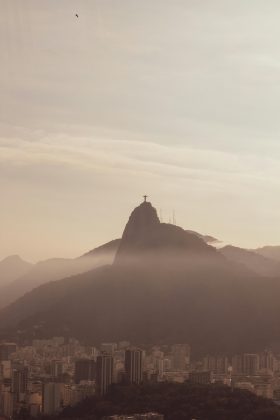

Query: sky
2;1;280;261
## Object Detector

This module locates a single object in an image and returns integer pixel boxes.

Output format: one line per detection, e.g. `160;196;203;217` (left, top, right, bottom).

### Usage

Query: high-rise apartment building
259;350;276;372
1;391;13;418
51;360;63;379
11;366;28;401
74;359;96;384
42;383;63;415
171;344;190;371
232;353;260;376
232;354;244;375
96;354;113;396
243;353;259;376
125;349;143;384
0;343;17;362
203;355;228;374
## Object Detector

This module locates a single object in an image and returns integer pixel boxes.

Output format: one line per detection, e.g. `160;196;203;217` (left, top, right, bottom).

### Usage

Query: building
100;343;117;355
232;354;244;375
42;383;63;415
11;366;28;402
234;381;255;393
51;360;64;378
118;341;130;350
189;371;213;385
96;354;113;396
105;414;164;420
28;392;42;417
0;343;17;362
243;354;259;376
203;355;228;374
74;359;96;384
162;371;189;383
232;353;260;376
0;360;11;380
61;383;95;407
255;383;274;399
125;349;143;384
171;344;190;371
259;350;276;373
1;391;13;418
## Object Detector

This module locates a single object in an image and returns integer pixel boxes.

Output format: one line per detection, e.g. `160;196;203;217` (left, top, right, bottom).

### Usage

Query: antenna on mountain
143;195;148;202
172;210;176;225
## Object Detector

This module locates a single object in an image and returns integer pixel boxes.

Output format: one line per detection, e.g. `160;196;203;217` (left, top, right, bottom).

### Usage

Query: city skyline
0;335;279;418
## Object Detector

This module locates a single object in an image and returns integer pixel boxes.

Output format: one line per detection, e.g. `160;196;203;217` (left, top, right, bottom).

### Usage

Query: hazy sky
2;1;280;261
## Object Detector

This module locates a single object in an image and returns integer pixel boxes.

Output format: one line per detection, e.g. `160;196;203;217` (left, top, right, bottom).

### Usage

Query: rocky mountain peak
122;201;160;240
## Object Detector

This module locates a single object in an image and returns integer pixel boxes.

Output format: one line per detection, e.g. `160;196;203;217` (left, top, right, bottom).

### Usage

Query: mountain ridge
0;255;33;288
220;245;280;277
1;200;279;355
0;240;119;309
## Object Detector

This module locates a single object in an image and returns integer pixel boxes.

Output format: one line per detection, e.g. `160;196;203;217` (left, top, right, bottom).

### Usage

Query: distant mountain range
255;246;280;262
0;255;33;288
0;241;118;309
0;226;218;309
219;245;280;277
2;200;280;355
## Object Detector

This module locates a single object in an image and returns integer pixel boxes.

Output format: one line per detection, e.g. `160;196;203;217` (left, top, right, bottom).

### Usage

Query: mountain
220;245;280;277
115;201;218;264
185;230;219;244
0;240;119;309
81;238;120;258
0;219;216;309
255;246;280;262
0;255;33;287
1;200;280;355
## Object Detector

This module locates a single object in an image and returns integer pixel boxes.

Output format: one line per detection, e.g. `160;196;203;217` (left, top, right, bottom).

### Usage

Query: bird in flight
75;13;79;18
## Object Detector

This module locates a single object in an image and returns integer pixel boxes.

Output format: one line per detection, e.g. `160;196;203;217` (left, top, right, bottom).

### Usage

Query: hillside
80;239;120;259
0;227;216;309
220;245;280;277
255;246;280;262
0;255;33;287
1;201;280;355
43;383;280;420
185;230;219;244
0;240;119;309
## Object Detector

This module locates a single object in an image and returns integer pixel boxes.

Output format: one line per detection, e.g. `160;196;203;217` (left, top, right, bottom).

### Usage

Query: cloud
3;1;280;259
1;134;280;195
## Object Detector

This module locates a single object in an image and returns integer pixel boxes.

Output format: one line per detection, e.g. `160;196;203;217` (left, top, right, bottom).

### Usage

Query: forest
26;382;280;420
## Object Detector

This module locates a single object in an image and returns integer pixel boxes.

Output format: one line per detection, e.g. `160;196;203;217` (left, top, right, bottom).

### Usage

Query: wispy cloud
2;1;280;259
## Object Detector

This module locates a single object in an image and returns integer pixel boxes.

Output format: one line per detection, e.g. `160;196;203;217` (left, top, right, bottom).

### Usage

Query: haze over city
2;1;280;261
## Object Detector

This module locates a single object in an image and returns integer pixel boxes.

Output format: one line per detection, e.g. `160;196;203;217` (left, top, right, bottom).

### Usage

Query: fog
0;247;118;309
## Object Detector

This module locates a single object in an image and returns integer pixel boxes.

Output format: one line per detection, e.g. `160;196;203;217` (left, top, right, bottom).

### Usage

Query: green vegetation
44;382;280;420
